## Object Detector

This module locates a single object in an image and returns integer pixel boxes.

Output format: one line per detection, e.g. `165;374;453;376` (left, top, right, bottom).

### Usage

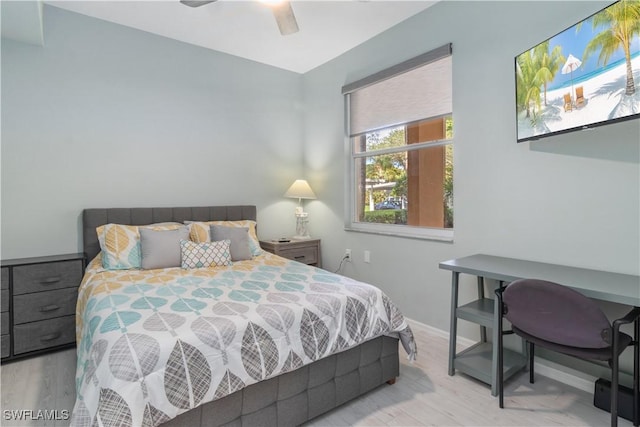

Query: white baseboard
406;318;596;394
533;358;596;393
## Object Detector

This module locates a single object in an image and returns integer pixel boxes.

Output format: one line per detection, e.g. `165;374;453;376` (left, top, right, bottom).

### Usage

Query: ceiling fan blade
180;0;218;8
272;1;299;36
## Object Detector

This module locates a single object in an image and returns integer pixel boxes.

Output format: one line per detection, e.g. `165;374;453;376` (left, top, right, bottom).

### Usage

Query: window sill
344;223;454;243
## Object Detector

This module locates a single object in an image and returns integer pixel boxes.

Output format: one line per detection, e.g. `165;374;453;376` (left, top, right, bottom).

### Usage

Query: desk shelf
455;342;525;386
444;272;527;396
456;298;494;328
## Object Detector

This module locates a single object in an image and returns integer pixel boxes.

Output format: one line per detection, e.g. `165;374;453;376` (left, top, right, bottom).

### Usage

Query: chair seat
512;325;632;361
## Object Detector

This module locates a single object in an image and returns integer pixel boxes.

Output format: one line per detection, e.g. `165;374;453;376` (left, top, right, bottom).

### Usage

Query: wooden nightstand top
260;238;320;247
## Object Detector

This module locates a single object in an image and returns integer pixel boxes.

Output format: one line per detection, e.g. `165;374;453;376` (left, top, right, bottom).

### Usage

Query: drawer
13;315;75;355
13;260;82;295
1;267;8;290
13;287;77;324
279;246;318;265
1;289;8;312
1;334;9;358
1;312;8;335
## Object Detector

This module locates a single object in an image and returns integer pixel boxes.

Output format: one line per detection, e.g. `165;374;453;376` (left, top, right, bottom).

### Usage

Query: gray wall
1;5;304;259
302;1;639;374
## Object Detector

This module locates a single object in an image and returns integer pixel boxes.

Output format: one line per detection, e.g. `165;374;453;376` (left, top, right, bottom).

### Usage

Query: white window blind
343;44;452;136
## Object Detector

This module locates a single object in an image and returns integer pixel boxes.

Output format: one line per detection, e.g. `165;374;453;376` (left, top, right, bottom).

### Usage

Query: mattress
70;252;416;426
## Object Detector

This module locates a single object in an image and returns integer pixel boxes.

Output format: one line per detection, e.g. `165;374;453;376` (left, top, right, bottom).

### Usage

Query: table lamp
284;179;316;239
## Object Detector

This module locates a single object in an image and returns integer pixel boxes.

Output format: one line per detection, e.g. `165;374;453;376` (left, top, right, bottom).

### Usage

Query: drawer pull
294;255;305;260
40;332;61;342
39;305;60;313
39;277;62;285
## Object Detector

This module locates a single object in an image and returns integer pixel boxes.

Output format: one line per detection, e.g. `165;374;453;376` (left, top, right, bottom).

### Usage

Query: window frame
342;44;454;242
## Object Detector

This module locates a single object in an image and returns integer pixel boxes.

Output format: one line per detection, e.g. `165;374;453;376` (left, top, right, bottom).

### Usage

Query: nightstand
260;239;322;268
1;253;85;363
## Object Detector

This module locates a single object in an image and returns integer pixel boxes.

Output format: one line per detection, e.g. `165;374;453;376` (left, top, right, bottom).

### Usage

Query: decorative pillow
186;220;262;256
140;226;190;270
210;225;252;261
186;221;211;244
96;222;184;270
180;239;232;268
96;224;142;270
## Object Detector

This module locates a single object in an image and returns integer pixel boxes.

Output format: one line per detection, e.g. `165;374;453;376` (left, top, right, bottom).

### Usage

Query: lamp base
294;212;310;240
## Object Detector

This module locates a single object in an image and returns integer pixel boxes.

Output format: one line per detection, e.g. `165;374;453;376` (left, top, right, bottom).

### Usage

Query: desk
439;254;640;396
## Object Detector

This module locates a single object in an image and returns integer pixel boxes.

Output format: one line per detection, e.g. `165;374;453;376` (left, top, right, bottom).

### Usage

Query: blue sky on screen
536;7;640;91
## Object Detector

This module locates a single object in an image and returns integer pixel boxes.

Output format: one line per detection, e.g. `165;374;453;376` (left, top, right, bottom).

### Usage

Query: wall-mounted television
515;0;639;143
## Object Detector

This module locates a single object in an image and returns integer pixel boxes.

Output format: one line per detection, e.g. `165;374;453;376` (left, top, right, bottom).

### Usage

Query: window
342;44;454;241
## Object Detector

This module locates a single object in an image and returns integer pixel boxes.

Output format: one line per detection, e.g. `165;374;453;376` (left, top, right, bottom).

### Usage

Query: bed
71;206;416;427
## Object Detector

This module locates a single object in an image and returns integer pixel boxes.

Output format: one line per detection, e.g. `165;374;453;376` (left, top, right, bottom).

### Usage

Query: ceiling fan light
180;0;299;36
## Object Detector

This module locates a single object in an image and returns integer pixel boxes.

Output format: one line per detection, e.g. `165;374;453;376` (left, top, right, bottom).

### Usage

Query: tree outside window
353;115;453;229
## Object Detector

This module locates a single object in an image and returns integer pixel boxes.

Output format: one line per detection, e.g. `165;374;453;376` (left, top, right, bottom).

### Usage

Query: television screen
515;0;640;142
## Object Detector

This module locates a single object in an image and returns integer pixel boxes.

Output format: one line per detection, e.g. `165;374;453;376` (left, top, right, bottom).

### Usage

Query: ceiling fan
180;0;299;36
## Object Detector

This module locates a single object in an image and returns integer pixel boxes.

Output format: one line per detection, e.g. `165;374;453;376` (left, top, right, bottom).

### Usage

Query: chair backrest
564;93;571;104
503;279;611;349
576;87;584;98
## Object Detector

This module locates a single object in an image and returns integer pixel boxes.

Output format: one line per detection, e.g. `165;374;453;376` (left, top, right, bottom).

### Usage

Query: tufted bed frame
81;205;400;427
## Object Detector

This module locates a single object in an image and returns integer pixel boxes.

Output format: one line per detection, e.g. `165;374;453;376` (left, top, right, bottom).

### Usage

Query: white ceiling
40;0;437;73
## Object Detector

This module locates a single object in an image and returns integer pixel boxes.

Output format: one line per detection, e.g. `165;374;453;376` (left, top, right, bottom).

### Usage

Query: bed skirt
161;335;400;427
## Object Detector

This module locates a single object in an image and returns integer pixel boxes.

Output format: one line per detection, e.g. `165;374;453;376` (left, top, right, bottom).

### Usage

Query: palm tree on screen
516;51;542;118
534;41;565;105
582;0;640;95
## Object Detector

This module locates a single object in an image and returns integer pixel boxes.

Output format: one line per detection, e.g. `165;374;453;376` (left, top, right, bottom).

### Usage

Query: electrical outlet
364;250;371;263
345;249;351;261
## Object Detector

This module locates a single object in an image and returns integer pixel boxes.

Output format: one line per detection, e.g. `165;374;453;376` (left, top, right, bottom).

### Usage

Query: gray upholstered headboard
82;205;257;262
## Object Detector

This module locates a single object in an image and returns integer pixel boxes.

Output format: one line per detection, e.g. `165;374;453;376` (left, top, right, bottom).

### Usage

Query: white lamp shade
284;179;316;200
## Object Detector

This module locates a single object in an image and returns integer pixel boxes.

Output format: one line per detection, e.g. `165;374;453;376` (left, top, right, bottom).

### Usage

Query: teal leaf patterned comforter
71;252;416;427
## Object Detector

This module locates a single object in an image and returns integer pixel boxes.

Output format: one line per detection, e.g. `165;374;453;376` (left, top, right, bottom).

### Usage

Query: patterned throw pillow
97;224;141;270
186;220;262;256
180;239;232;268
96;223;184;270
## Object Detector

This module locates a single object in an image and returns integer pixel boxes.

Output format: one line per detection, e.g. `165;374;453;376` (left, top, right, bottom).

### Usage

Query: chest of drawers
1;253;85;362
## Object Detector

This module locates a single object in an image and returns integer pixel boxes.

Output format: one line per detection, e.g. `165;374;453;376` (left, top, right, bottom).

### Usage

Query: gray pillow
210;225;252;261
140;226;190;269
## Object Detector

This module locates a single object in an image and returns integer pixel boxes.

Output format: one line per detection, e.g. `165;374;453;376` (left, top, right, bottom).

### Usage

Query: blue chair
495;279;639;427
